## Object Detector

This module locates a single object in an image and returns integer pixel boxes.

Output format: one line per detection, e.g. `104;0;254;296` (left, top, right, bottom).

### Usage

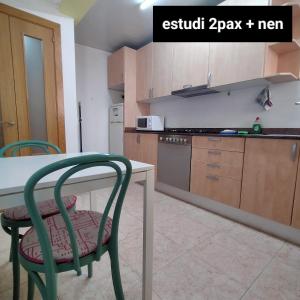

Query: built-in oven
157;135;192;191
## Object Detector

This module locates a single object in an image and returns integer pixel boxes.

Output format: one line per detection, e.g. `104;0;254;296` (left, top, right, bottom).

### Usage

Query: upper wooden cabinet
209;43;266;87
136;43;153;102
107;47;125;90
241;138;300;225
152;43;173;98
172;43;209;91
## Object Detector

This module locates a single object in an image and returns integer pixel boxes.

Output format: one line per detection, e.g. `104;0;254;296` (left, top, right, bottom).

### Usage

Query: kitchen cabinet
241;139;300;225
190;136;245;207
136;43;153;102
152;43;173;98
107;47;125;90
124;132;158;173
172;43;209;91
292;159;300;229
209;43;266;87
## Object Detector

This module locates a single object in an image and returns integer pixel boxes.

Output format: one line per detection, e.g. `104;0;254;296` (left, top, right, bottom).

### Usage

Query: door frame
0;3;66;152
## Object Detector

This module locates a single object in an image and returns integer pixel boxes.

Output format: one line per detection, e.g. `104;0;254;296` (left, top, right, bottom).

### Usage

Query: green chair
0;140;77;300
19;154;132;300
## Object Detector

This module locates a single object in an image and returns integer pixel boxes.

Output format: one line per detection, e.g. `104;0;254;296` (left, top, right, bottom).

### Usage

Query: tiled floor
1;183;300;299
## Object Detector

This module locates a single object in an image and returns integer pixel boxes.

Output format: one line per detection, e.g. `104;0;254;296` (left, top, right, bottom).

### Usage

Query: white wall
151;81;300;128
0;0;79;152
75;44;123;152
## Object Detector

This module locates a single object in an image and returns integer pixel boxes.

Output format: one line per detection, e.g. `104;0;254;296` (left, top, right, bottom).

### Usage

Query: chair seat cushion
3;195;77;221
19;210;112;264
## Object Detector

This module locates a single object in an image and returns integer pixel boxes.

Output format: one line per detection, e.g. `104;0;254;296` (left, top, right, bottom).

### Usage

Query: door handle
208;137;221;141
291;143;298;161
137;134;141;144
0;121;15;127
208;150;221;155
207;163;221;169
183;84;192;89
207;72;212;87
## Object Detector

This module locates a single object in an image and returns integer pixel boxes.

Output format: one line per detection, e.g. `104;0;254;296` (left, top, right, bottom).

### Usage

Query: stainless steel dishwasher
157;134;192;191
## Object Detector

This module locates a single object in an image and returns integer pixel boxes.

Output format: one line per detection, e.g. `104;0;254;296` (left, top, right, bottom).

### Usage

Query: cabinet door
136;43;153;101
209;43;266;87
292;160;300;229
241;139;299;225
140;134;158;166
152;43;173;98
124;133;140;161
107;47;124;89
172;43;209;91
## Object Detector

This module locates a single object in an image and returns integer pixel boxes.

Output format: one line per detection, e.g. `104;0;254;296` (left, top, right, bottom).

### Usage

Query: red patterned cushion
3;195;77;221
19;210;112;264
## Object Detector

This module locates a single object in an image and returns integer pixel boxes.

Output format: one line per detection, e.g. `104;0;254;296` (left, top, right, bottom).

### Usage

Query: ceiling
75;0;223;53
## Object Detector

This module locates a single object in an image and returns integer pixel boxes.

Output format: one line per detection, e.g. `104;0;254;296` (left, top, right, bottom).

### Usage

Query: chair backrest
0;140;62;157
23;154;132;276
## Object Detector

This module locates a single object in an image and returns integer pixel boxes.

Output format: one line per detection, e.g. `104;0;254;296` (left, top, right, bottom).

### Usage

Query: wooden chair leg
11;227;20;300
88;263;93;278
27;273;35;300
109;246;124;300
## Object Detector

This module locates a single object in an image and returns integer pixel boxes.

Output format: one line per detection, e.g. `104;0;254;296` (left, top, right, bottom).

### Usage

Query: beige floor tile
153;252;245;300
227;224;284;256
190;236;273;288
242;258;300;300
154;212;216;250
277;242;300;271
0;281;43;300
182;205;235;232
119;228;188;275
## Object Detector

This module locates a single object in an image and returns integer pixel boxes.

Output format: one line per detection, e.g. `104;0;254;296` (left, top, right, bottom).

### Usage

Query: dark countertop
125;127;300;140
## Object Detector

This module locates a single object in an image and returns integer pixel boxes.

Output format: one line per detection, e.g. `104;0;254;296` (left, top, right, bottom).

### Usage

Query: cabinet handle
137;134;141;144
206;175;219;181
0;121;15;127
183;84;192;89
148;88;153;99
291;143;298;161
207;163;221;169
208;150;221;155
207;72;212;87
208;137;221;141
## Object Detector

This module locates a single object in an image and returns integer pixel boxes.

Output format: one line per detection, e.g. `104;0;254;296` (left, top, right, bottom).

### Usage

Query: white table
0;152;155;300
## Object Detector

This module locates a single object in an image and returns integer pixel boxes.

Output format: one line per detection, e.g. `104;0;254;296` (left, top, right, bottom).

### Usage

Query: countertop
125;127;300;140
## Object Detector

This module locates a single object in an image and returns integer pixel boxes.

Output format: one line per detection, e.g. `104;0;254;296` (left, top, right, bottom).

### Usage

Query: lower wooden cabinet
292;160;300;229
124;132;158;173
241;139;300;225
190;136;245;208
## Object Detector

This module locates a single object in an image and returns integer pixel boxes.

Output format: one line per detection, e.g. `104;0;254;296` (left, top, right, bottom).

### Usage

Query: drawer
192;147;244;169
192;136;245;152
190;162;241;207
191;160;243;180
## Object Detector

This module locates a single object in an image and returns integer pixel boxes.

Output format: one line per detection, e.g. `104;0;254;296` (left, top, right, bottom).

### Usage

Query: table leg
142;169;154;300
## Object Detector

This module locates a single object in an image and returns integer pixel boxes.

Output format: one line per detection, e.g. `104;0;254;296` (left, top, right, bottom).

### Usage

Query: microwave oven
136;116;164;131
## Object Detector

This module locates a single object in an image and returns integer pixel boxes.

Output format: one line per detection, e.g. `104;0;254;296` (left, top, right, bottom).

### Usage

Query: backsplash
150;81;300;128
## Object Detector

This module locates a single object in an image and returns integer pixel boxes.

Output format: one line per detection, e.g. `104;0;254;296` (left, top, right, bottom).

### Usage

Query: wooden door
209;43;266;87
0;13;18;147
172;43;209;91
240;139;300;225
9;17;59;146
152;43;173;98
292;160;300;229
136;43;153;101
107;47;124;90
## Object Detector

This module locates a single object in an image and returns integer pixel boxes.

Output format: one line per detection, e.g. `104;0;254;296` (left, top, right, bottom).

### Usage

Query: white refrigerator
109;103;124;155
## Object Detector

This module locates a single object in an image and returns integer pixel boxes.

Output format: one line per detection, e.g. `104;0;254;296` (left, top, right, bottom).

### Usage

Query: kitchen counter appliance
157;134;192;191
136;116;164;131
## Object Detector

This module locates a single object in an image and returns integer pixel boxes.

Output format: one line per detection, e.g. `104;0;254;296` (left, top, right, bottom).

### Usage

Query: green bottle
252;116;262;134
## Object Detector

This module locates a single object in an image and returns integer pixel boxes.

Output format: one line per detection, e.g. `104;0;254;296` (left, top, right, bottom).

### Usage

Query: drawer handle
291;143;298;161
208;137;221;142
207;163;221;169
208;150;221;155
206;175;219;181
